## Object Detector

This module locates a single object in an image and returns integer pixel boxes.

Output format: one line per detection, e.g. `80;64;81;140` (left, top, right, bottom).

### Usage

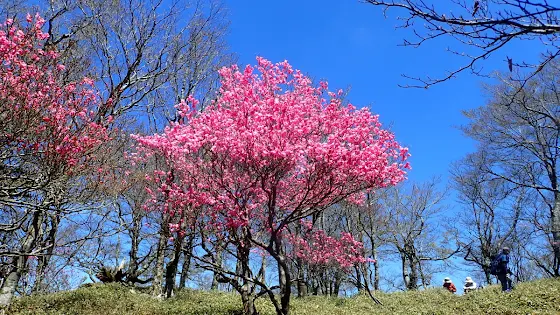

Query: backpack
490;254;502;275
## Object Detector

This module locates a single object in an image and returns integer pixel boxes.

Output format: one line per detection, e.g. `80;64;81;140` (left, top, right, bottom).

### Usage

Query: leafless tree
363;0;560;88
451;152;528;284
460;63;560;276
379;180;459;290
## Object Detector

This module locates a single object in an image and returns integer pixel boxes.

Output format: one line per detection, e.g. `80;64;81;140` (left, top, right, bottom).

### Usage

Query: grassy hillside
5;278;560;315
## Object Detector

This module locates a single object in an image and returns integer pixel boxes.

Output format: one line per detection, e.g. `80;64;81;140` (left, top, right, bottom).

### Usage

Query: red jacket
443;282;457;293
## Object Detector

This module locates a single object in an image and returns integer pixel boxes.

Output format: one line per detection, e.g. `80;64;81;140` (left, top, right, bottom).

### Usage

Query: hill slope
5;279;560;314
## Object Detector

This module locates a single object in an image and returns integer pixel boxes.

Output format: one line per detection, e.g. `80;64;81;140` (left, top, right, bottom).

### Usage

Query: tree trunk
1;209;46;306
0;265;21;307
240;288;258;315
211;247;223;290
127;210;142;284
277;254;291;315
408;257;419;290
178;236;194;289
152;230;167;297
373;248;380;291
312;282;319;295
164;234;184;298
296;258;307;298
31;256;49;294
32;212;60;294
238;229;258;315
483;265;492;285
333;271;341;296
401;256;409;289
355;265;363;292
552;193;560;277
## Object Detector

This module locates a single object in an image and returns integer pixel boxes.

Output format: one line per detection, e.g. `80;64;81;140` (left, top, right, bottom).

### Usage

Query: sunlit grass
5;278;560;314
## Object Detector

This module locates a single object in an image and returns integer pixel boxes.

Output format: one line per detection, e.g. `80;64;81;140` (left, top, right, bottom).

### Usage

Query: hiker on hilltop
442;277;457;293
491;247;513;292
463;277;477;294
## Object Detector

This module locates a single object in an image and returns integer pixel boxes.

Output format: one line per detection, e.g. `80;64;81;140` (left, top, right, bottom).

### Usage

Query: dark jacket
497;253;511;275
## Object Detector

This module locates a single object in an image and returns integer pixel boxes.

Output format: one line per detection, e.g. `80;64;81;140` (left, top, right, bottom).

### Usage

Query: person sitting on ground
463;276;477;294
442;277;457;293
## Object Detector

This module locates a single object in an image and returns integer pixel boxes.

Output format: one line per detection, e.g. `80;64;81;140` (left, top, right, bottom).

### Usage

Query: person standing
496;247;513;292
442;277;457;293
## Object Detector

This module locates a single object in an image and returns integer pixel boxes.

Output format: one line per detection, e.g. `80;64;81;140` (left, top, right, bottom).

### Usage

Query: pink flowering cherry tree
134;57;409;315
0;15;109;306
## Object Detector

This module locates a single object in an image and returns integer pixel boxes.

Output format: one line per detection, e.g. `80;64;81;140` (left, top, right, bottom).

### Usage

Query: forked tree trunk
1;209;45;306
32;212;59;294
269;232;291;315
164;234;184;298
240;288;258;315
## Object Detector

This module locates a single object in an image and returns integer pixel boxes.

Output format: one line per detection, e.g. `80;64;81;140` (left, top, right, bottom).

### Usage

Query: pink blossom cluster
0;14;109;170
134;57;409;261
288;222;367;269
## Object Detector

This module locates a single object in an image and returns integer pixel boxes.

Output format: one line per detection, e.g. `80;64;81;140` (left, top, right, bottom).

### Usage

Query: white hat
444;277;452;283
465;277;473;283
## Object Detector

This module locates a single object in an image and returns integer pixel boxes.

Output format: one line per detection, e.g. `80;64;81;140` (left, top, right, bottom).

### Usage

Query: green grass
5;278;560;314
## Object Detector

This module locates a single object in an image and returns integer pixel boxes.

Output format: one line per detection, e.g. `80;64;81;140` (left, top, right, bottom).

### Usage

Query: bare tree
451;152;527;284
37;0;232;124
461;63;560;276
336;196;389;292
380;180;458;290
363;0;560;88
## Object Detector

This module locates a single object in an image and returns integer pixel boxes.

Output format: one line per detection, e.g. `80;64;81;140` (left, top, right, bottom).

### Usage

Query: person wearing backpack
492;247;513;292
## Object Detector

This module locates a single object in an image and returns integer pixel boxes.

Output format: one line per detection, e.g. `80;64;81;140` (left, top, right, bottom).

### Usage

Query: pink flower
133;57;409;273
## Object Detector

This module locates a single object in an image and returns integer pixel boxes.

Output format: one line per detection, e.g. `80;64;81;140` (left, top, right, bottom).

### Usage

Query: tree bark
551;193;560;277
211;247;223;290
0;208;45;305
126;208;142;284
238;228;258;315
0;264;21;307
373;248;380;291
354;265;363;292
178;236;194;290
164;234;184;298
296;258;307;298
408;257;419;290
240;288;258;315
277;254;291;315
152;230;167;297
333;271;341;296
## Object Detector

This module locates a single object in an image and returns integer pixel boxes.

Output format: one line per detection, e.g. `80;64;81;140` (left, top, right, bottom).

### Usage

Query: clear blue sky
222;0;485;185
222;0;541;291
222;0;539;185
